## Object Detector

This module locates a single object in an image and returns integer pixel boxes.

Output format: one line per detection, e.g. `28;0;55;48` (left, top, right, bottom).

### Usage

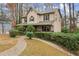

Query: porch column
50;25;54;32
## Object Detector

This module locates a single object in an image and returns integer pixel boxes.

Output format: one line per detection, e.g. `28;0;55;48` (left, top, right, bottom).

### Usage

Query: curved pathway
0;36;26;56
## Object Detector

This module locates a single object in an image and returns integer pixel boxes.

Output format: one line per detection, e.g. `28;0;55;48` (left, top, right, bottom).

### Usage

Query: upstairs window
43;14;49;21
30;16;34;21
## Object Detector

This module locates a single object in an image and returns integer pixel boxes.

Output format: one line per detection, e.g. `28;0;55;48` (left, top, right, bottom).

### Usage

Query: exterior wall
53;10;61;32
27;10;39;24
50;13;55;32
22;18;25;23
38;15;43;22
75;16;79;28
26;9;61;32
50;25;54;32
77;22;79;27
50;14;54;21
38;14;54;23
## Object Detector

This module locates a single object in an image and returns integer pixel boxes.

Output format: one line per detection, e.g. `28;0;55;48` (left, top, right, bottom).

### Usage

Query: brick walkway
0;36;26;56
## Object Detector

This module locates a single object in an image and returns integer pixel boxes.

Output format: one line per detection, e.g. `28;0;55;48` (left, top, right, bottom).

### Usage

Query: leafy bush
26;32;33;39
9;29;19;37
34;32;79;51
26;25;35;32
62;27;69;33
51;33;79;51
16;25;25;35
34;32;51;39
26;25;35;39
75;28;79;33
74;33;79;42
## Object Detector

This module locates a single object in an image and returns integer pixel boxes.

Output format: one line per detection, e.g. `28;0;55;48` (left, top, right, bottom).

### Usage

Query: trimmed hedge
9;29;19;37
34;32;79;51
15;26;26;35
62;27;69;33
26;32;33;39
26;25;35;32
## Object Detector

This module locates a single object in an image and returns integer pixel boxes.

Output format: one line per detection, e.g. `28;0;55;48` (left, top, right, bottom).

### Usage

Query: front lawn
0;44;15;53
20;38;69;56
0;35;17;53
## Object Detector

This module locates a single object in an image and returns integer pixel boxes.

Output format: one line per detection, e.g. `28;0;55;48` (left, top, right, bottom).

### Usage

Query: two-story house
18;8;62;32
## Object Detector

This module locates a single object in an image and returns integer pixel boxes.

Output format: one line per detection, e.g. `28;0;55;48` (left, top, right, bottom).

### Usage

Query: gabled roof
22;7;62;19
27;7;55;15
37;11;55;15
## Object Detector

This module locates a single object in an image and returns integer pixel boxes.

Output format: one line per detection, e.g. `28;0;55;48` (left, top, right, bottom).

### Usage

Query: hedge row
9;26;26;37
9;29;25;37
34;32;79;51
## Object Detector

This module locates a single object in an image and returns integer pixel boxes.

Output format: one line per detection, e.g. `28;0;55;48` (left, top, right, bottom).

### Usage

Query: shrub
9;29;19;37
74;33;79;42
16;25;25;35
26;25;35;39
34;32;79;51
75;28;79;33
51;33;79;51
62;27;69;33
26;32;33;39
34;32;51;40
26;25;35;32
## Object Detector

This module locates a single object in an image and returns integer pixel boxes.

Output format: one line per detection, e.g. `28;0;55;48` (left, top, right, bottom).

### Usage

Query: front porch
34;25;52;32
17;23;53;32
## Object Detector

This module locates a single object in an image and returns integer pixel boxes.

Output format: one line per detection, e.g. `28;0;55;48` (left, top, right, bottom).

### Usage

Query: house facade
18;8;62;32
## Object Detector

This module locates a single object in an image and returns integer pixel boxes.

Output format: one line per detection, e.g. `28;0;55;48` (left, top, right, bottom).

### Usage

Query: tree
26;25;35;39
69;3;76;32
72;3;76;32
18;3;23;24
43;3;53;11
6;3;17;27
69;3;73;32
26;25;35;32
63;3;66;28
0;4;4;34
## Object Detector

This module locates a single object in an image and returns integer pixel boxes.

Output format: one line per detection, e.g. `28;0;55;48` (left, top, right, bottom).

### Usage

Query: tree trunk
18;3;23;24
0;4;4;34
63;3;66;28
72;3;76;32
69;3;73;32
2;22;4;34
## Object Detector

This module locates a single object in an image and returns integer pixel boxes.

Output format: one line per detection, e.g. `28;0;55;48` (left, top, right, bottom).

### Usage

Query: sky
1;3;79;16
32;3;79;16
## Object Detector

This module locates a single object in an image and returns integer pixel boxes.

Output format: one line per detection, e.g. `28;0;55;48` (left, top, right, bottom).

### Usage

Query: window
42;26;50;31
43;14;49;21
29;16;34;21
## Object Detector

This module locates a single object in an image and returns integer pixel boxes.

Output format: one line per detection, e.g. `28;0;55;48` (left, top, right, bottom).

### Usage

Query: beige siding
38;15;43;22
26;9;61;32
77;23;79;27
50;14;54;21
53;10;61;32
27;10;39;24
